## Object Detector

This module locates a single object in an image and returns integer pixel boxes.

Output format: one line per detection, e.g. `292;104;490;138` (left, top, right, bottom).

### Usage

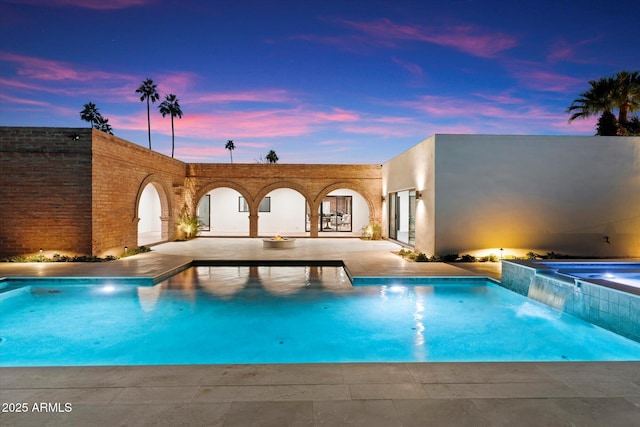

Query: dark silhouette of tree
158;94;183;158
225;139;235;163
266;150;278;164
80;102;101;128
567;70;639;135
595;111;618;136
136;78;160;149
95;116;114;135
80;102;113;134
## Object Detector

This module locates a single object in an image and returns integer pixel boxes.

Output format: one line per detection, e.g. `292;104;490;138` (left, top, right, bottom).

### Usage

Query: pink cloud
0;52;133;82
0;93;51;107
4;0;156;10
505;61;585;93
547;37;601;63
334;19;518;58
392;56;424;79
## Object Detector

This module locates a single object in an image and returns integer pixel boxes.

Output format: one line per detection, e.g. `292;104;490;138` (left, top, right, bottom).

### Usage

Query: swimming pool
1;266;639;367
538;261;640;289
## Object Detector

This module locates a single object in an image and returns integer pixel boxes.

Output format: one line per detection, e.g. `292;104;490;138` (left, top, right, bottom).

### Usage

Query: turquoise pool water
1;266;639;366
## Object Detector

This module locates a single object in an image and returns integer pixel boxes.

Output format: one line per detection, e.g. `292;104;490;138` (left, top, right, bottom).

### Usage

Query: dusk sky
1;0;638;163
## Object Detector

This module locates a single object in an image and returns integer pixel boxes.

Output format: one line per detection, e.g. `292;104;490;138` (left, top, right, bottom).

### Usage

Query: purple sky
1;0;638;163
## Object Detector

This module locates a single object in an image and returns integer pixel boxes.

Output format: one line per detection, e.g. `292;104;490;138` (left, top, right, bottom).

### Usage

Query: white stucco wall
383;135;640;258
258;188;307;235
199;187;250;235
433;135;640;257
382;136;435;252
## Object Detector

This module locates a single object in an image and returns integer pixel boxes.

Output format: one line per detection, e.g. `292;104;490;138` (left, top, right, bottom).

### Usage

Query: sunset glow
1;0;636;163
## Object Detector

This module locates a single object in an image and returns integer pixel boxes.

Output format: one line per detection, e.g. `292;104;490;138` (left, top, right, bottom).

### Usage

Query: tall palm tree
225;140;235;163
136;78;160;149
80;102;101;128
266;150;278;164
158;94;183;158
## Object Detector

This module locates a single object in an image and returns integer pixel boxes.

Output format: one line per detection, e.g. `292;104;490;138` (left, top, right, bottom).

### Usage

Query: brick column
309;212;319;238
249;213;258;237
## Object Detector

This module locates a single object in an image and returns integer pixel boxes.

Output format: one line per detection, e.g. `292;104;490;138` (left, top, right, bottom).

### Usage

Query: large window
239;196;270;212
306;195;352;232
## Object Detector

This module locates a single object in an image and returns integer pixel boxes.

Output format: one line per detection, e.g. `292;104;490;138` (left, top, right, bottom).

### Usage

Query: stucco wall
382;136;435;253
432;135;640;257
0;127;94;257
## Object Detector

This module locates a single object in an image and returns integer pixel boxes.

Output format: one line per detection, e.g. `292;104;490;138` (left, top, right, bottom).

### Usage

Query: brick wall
0;127;94;257
1;126;383;257
91;130;186;256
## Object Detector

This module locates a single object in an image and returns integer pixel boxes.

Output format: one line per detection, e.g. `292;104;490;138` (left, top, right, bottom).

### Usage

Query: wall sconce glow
415;191;422;200
499;248;504;259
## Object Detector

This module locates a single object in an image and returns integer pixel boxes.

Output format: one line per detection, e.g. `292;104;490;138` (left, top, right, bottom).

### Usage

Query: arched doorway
197;187;250;236
138;183;162;246
314;188;370;236
257;188;308;236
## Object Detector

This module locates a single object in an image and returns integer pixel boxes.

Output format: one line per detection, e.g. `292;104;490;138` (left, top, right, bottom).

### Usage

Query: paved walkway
1;238;637;426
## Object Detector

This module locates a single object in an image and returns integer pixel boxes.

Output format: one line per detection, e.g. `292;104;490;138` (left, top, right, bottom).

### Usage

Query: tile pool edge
502;260;640;343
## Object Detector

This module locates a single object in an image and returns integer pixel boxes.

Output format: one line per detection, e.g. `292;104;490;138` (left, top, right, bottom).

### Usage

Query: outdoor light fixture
39;248;43;254
124;246;128;254
68;133;80;140
499;248;504;259
415;191;422;200
381;195;385;202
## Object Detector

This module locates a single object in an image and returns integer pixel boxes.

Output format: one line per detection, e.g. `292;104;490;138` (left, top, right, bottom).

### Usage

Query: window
239;196;271;212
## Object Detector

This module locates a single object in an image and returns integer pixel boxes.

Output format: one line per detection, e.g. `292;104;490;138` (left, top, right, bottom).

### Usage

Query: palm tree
566;77;615;124
225;140;235;163
80;102;101;128
611;70;640;124
95;116;113;135
266;150;279;164
158;94;183;158
136;78;160;149
567;70;640;134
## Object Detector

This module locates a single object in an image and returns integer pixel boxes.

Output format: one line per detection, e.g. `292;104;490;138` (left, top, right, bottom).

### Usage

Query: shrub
441;253;459;262
415;252;429;262
460;254;477;263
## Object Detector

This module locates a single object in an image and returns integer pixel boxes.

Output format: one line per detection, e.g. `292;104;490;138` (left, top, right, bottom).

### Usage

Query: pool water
1;266;639;367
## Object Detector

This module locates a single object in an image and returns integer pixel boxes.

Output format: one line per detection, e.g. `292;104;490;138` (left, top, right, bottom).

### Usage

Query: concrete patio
1;238;638;426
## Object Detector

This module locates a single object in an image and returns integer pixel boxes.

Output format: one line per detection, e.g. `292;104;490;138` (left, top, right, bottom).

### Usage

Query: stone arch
193;180;253;214
133;174;172;244
314;181;378;223
252;181;314;237
193;180;253;236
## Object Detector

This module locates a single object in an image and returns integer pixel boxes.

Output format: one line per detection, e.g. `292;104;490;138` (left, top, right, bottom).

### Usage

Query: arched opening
257;188;308;236
197;187;250;236
138;183;162;246
314;188;370;236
